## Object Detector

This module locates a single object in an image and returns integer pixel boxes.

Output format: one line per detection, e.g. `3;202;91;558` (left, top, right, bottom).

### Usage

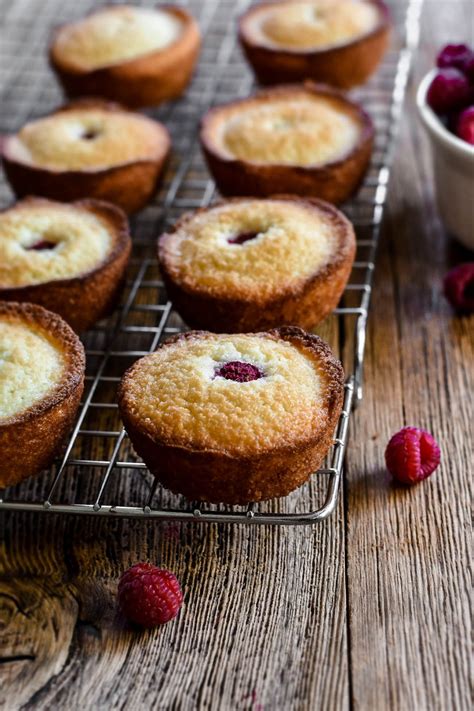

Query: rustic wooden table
0;1;472;709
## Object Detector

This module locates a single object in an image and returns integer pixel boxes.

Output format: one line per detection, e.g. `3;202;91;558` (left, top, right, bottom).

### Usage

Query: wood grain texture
0;1;472;710
346;4;473;710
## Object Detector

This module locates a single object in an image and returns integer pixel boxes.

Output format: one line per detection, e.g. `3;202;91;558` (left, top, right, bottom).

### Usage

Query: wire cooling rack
0;0;423;524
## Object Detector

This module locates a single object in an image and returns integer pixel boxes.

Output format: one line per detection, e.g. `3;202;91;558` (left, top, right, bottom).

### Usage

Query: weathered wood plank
346;3;473;709
1;502;348;709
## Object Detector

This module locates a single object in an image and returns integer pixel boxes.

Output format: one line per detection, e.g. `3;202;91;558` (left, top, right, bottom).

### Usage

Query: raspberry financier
239;0;390;88
50;5;201;108
1;100;170;214
0;302;85;487
200;83;374;203
0;198;131;332
118;327;344;504
158;196;355;332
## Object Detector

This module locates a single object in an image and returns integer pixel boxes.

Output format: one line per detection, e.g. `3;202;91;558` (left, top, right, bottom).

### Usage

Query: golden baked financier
0;302;85;488
118;327;344;504
0;197;131;332
50;5;201;108
200;83;374;203
1;100;171;214
239;0;390;89
158;196;356;332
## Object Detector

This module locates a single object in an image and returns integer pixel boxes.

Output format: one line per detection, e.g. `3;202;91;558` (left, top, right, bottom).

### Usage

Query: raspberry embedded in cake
227;231;259;245
118;327;345;504
215;360;263;382
26;239;57;251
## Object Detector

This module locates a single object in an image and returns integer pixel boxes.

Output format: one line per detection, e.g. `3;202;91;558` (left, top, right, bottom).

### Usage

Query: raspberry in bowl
417;43;474;250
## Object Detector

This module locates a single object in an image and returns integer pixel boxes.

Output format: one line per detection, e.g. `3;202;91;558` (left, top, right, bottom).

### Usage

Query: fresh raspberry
436;44;473;72
456;106;474;144
215;360;263;382
427;69;470;114
118;563;183;628
443;263;474;314
463;54;474;82
385;427;441;485
228;231;259;245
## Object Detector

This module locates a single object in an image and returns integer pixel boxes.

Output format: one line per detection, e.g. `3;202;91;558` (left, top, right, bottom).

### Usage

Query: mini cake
200;83;374;203
0;301;85;487
1;100;171;214
158;196;355;332
50;5;201;108
0;197;132;332
239;0;390;88
118;327;344;504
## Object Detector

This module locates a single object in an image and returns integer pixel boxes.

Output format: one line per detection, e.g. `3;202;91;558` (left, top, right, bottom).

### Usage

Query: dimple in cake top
52;5;184;71
0;316;65;422
0;200;114;288
243;0;380;51
211;93;362;166
119;331;329;456
7;105;168;172
160;199;349;301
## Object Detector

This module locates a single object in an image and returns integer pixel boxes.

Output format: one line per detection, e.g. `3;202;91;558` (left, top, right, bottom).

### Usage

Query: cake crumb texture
9;106;167;171
253;0;379;50
0;200;112;287
161;199;341;299
0;318;64;421
120;332;330;455
219;95;360;166
53;6;183;71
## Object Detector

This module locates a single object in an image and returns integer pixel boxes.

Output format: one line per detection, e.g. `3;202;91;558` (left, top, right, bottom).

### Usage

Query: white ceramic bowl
417;70;474;251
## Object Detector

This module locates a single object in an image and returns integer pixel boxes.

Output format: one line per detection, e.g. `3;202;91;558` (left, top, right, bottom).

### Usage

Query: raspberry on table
443;263;474;314
118;563;183;628
385;427;441;485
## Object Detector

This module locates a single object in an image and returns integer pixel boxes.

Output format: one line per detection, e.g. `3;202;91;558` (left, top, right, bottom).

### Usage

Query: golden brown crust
49;5;201;108
0;99;170;214
238;0;390;89
0;301;85;487
158;196;355;332
0;197;132;332
200;83;374;204
118;326;344;504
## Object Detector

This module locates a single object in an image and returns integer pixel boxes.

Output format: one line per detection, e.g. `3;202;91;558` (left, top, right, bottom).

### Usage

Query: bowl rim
416;69;474;159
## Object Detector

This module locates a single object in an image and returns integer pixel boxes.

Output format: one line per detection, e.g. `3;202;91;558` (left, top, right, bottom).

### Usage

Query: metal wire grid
0;0;423;524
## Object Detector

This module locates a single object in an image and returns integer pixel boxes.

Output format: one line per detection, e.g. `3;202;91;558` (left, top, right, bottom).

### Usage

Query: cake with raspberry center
159;196;355;332
1;100;170;213
0;197;131;332
118;327;344;504
0;302;85;487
